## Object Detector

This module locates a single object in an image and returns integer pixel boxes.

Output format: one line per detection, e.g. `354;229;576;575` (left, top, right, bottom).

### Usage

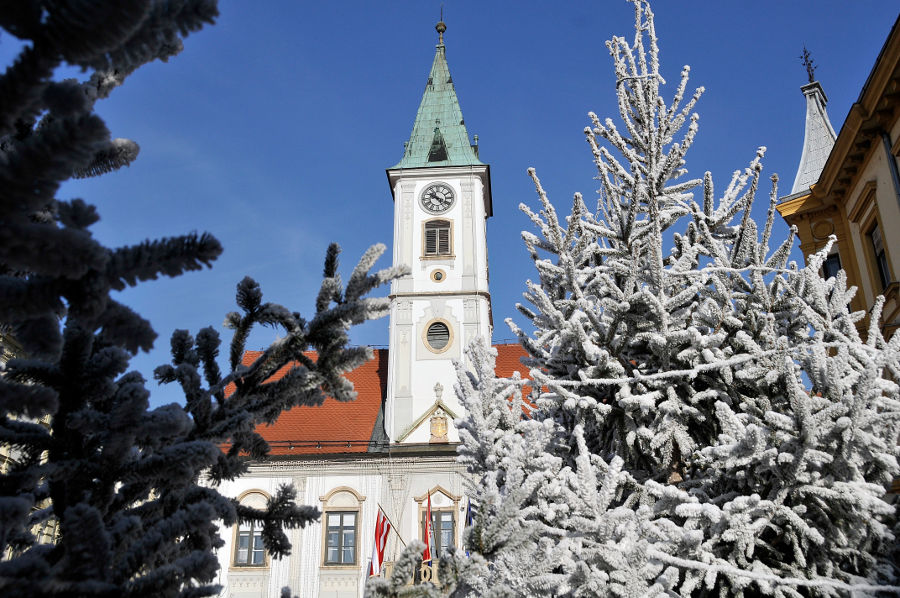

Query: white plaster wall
213;474;295;597
216;468;389;598
215;457;468;598
386;167;492;443
389;167;490;297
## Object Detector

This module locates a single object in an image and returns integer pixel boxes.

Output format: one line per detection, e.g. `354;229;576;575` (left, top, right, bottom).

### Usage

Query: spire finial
436;5;446;46
800;45;816;84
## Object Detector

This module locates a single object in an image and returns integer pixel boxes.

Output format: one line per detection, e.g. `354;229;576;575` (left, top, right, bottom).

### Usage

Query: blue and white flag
464;498;477;557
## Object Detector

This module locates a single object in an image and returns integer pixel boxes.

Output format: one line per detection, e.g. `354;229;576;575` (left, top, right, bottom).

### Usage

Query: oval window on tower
424;320;451;353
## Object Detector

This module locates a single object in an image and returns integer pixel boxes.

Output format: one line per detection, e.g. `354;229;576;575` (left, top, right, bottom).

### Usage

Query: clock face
420;183;455;214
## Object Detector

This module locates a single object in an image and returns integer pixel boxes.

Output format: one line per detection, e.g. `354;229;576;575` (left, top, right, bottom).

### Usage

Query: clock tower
385;20;493;444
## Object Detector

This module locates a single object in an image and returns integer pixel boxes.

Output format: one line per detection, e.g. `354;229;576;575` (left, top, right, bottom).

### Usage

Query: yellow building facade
777;17;900;336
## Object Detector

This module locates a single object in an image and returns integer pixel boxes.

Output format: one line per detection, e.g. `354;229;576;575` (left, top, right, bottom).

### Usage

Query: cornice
811;23;900;204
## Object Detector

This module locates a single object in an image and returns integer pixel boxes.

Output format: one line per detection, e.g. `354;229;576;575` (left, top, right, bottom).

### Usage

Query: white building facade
213;22;524;598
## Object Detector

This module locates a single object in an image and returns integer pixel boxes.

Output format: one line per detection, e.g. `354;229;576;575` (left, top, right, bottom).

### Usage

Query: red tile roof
236;343;529;457
493;343;532;397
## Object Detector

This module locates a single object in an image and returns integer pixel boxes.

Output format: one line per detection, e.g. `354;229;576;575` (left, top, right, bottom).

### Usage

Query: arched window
414;486;461;583
320;487;365;566
416;486;460;556
232;490;270;568
423;220;452;257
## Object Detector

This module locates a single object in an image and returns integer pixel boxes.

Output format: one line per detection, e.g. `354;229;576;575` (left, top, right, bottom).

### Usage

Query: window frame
421;508;456;557
422;218;453;258
414;487;461;556
414;487;461;584
849;180;894;303
319;486;366;568
422;318;454;354
231;490;271;569
822;252;842;280
868;221;891;291
323;511;358;566
234;521;266;567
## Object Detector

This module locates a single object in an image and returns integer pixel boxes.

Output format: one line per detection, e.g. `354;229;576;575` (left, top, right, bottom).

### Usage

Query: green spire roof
391;41;483;169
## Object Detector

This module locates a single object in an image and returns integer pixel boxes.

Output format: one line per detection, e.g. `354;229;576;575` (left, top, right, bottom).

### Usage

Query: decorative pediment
413;484;461;505
319;486;366;506
395;397;459;444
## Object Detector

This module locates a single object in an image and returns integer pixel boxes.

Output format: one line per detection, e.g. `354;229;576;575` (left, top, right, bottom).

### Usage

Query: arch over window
423;219;452;257
320;486;365;567
415;486;462;569
232;490;270;568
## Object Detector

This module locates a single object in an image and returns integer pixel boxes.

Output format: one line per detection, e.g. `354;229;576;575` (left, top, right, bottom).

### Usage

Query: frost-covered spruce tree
365;340;557;598
0;3;402;597
450;1;900;596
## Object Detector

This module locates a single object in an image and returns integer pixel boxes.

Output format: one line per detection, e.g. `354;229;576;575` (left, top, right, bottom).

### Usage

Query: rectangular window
325;511;356;565
822;252;842;280
870;223;890;290
234;524;265;566
424;220;451;257
422;509;455;557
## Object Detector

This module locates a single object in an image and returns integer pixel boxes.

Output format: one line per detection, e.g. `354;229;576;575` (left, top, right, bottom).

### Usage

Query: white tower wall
385;166;492;442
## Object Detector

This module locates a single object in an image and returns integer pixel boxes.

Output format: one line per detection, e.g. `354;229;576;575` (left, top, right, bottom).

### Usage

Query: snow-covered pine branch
0;4;402;597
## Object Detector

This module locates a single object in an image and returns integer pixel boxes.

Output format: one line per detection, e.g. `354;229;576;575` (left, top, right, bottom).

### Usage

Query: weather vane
800;46;816;84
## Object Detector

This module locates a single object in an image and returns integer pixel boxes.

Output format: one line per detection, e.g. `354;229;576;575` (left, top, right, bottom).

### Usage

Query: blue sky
2;1;897;407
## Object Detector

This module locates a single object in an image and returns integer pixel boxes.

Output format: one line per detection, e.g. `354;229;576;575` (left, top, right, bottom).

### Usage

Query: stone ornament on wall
396;300;412;324
401;182;415;222
461;179;474;217
429;408;449;443
811;219;835;240
463;298;476;322
429;383;449;443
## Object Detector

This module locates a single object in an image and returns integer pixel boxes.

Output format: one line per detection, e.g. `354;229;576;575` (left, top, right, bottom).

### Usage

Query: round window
425;321;451;352
431;269;446;282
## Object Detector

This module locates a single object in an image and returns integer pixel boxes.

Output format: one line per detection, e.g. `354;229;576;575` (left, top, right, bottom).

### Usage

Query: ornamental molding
395;399;459;443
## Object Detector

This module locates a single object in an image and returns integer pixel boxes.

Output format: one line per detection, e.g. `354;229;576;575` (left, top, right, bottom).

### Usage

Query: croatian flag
368;508;392;577
422;493;434;564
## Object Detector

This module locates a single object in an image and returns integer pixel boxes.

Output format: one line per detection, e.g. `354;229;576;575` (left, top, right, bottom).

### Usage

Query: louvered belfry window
424;220;451;256
426;321;450;351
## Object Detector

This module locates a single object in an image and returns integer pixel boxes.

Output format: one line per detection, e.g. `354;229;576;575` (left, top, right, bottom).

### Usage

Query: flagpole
376;502;407;547
423;493;434;564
